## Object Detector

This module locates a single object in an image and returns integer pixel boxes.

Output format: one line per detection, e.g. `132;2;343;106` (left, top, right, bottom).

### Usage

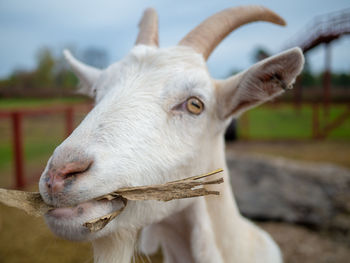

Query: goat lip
48;200;95;219
47;198;124;220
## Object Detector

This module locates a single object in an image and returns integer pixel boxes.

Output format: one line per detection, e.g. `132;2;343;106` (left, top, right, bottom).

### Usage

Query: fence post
11;112;25;188
323;43;331;117
65;107;74;138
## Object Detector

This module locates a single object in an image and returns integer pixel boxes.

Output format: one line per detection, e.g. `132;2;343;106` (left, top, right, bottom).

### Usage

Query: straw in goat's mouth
0;169;223;232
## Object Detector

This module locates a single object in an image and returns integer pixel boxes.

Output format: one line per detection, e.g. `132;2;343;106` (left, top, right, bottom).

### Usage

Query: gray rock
227;153;350;231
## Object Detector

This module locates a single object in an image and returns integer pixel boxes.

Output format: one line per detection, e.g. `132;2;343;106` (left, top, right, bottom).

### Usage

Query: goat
39;6;304;263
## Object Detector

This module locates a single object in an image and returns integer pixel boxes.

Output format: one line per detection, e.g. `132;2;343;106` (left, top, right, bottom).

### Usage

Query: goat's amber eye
186;97;204;115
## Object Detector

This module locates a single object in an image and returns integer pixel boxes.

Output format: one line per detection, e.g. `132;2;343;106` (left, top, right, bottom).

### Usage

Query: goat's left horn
135;8;159;47
179;5;286;60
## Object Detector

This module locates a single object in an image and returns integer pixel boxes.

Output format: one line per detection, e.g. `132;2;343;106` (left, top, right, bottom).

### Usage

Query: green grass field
238;103;350;140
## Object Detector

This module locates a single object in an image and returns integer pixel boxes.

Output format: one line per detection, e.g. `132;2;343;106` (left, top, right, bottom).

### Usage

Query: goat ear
216;47;304;119
63;49;101;98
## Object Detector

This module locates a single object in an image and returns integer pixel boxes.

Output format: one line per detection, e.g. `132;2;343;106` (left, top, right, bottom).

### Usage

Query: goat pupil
192;101;200;108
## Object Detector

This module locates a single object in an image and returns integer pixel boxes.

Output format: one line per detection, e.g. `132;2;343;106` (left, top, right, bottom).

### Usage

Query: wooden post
12;112;25;188
323;43;331;117
65;107;74;138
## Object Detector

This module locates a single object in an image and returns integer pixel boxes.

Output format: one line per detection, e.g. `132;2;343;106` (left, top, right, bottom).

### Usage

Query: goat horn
135;8;159;47
179;5;286;60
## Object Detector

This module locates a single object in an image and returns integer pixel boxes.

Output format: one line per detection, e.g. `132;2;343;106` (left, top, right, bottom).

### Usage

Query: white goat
39;6;304;263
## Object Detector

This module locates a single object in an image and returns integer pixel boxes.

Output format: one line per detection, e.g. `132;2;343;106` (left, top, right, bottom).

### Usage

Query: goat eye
186;97;204;115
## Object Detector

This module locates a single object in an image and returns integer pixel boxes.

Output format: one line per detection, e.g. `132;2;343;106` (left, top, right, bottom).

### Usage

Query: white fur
39;28;303;262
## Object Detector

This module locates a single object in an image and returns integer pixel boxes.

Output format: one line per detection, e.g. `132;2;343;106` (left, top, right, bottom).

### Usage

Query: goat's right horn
179;5;286;60
135;8;159;47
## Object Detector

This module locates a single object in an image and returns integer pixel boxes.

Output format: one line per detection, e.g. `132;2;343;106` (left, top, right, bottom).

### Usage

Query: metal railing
283;8;350;52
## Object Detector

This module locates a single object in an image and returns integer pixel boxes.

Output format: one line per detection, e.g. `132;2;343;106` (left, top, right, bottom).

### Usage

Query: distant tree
0;46;81;97
332;73;350;87
34;47;55;89
0;44;348;99
300;71;316;87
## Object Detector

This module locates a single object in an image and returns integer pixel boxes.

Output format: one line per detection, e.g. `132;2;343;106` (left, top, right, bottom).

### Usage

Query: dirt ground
1;206;349;263
260;222;350;263
228;140;350;263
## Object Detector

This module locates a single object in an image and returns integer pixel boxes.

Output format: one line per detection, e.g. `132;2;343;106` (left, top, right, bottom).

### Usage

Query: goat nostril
64;171;83;179
45;159;93;194
63;160;93;178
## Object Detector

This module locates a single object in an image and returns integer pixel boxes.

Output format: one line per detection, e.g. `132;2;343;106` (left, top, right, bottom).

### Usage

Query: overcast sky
0;0;349;79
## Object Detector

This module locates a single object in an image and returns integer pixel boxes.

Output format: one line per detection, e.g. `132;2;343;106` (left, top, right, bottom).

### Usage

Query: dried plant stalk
98;168;224;202
0;169;224;232
0;188;49;216
85;169;224;232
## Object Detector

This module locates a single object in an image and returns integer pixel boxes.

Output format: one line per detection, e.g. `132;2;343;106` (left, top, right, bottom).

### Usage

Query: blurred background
0;0;349;262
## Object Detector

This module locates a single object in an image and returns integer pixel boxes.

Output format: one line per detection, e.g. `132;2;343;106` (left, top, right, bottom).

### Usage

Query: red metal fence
0;103;91;189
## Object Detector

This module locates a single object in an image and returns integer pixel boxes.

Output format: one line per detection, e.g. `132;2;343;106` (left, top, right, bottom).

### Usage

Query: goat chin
44;198;125;241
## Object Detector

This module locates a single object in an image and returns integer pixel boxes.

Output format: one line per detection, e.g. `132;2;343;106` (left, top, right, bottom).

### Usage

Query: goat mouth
47;196;127;233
